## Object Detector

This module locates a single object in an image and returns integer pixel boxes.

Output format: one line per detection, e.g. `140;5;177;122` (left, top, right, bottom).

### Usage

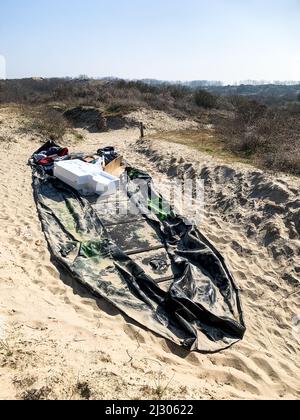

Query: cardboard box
104;156;124;177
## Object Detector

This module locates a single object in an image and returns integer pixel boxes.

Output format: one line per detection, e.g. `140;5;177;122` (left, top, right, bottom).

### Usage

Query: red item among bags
39;148;69;166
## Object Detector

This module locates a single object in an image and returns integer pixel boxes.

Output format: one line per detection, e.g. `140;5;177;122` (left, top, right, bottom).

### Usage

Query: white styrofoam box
54;159;119;196
92;172;119;197
54;160;93;190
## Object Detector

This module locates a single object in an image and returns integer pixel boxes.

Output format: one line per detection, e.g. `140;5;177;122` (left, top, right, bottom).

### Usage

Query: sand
0;106;299;400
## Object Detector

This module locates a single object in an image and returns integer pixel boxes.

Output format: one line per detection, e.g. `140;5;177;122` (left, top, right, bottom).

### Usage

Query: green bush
194;89;218;109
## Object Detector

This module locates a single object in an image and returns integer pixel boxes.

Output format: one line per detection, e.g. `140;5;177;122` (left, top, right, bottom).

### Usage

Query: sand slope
0;107;299;400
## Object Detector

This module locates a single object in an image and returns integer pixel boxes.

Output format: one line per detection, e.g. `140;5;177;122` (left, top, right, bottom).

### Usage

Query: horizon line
1;76;300;87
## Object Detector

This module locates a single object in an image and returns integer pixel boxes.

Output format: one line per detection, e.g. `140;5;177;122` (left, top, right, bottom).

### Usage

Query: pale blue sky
0;0;299;82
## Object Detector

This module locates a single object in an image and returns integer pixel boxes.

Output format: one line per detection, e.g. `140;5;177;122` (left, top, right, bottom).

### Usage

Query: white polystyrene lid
55;159;104;177
92;175;118;186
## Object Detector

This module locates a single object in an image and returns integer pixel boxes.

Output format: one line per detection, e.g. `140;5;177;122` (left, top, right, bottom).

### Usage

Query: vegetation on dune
220;98;300;175
0;78;299;174
154;98;300;175
20;106;70;140
194;89;218;109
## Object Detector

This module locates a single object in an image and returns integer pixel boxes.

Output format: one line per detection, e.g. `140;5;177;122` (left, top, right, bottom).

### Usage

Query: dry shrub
105;98;143;116
0;79;215;118
24;106;70;139
220;99;300;175
262;146;300;174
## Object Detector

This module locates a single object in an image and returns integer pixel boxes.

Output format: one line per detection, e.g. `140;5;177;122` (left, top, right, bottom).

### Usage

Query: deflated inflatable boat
30;141;246;353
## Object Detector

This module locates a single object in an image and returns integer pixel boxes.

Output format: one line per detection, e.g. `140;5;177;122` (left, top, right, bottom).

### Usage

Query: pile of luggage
30;140;124;197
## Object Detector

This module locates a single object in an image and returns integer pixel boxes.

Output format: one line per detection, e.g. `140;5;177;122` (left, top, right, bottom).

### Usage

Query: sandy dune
0;107;299;400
